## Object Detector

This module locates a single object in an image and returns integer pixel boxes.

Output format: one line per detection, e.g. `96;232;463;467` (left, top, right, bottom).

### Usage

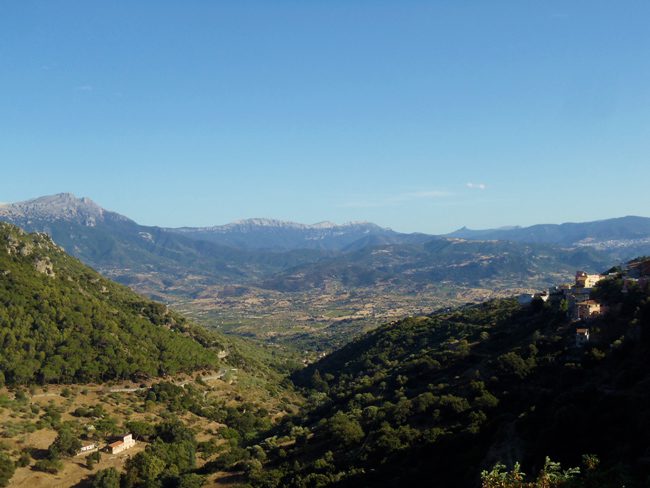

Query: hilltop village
518;259;650;347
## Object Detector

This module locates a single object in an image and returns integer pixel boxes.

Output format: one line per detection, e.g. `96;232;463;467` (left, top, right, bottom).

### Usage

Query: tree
326;412;364;446
178;473;205;488
497;352;533;379
48;428;82;458
155;419;196;444
86;450;101;469
92;467;121;488
481;462;526;488
123;451;166;488
481;458;580;488
0;453;15;488
126;420;156;441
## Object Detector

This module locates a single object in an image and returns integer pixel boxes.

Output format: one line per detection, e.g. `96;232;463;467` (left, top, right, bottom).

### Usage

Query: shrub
33;458;63;474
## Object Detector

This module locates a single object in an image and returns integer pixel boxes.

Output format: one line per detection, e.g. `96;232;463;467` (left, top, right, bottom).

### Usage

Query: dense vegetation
211;262;650;487
0;222;224;384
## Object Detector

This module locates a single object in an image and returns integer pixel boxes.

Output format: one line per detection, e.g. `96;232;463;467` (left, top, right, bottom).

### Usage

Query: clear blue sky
1;1;649;234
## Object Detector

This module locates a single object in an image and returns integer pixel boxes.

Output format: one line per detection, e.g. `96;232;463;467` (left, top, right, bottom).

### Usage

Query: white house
77;443;97;455
108;434;136;454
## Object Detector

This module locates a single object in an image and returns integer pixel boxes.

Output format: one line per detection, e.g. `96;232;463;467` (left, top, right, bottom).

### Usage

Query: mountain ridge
447;215;650;247
172;218;384;232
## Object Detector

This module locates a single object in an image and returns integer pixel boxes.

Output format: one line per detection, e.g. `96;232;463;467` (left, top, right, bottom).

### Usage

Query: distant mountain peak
0;193;132;226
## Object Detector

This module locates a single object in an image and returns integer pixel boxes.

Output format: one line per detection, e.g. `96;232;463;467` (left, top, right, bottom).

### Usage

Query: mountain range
0;194;625;293
446;216;650;258
168;218;430;251
2;193;649;348
1;195;649;487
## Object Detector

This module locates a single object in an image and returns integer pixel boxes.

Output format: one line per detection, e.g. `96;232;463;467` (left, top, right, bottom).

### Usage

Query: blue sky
1;1;649;234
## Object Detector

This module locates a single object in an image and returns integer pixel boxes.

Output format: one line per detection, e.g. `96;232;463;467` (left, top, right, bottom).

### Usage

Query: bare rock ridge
173;218;384;233
0;193;132;226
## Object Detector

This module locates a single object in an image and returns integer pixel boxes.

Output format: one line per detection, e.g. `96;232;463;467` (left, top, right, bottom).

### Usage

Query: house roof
108;440;124;449
576;328;589;334
577;300;599;306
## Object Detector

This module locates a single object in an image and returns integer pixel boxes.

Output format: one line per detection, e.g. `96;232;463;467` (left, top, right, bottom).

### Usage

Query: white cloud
466;182;486;190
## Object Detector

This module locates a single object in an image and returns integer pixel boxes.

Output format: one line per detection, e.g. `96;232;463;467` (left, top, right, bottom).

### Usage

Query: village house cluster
557;270;605;347
519;261;650;349
518;270;606;347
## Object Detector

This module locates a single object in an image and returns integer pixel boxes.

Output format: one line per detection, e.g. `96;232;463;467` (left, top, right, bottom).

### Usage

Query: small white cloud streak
466;182;486;190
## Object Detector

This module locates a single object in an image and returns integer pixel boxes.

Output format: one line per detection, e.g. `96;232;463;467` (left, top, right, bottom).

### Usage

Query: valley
169;283;538;351
2;194;632;351
2;196;650;487
4;4;648;486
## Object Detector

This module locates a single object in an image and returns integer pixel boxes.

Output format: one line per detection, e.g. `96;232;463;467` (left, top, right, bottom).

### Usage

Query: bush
86;450;101;469
178;473;205;488
33;458;63;474
0;453;15;487
16;451;31;468
91;467;121;488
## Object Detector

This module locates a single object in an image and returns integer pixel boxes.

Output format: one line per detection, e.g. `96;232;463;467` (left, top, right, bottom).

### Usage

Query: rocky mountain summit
0;193;131;227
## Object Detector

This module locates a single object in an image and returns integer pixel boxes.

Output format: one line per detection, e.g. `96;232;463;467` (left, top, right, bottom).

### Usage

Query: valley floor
168;283;548;351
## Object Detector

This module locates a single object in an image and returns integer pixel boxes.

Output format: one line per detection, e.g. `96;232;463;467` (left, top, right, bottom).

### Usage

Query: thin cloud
466;182;486;190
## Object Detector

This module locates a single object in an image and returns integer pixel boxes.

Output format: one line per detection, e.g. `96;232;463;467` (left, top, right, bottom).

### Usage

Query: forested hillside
216;262;650;487
0;222;224;384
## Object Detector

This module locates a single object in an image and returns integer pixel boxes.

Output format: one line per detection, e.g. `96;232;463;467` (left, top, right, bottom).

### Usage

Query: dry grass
0;372;295;487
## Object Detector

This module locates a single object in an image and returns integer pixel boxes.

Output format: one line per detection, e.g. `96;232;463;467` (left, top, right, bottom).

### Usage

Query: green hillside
220;261;650;487
0;222;225;384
